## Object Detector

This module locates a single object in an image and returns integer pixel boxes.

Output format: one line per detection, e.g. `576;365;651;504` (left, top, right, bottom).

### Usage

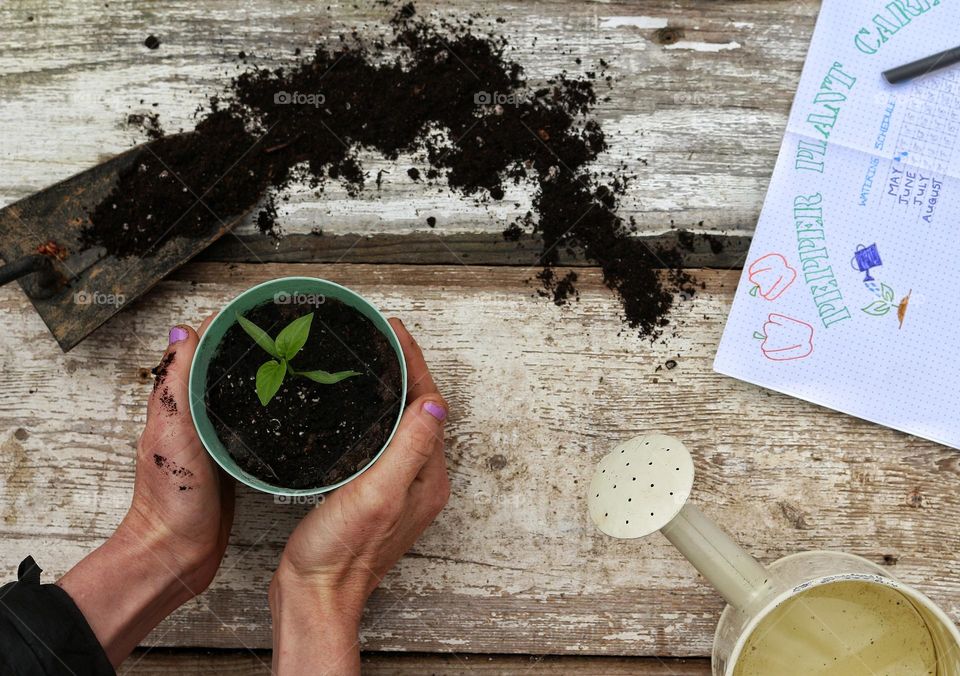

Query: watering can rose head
747;253;797;301
753;314;814;361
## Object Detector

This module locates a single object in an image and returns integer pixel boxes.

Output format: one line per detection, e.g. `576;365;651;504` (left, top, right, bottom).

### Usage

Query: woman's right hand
269;318;450;675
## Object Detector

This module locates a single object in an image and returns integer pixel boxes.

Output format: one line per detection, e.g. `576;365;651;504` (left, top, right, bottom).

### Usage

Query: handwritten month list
714;0;960;448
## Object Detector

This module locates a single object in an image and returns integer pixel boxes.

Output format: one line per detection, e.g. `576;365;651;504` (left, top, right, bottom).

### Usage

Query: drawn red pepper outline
754;313;814;362
747;253;797;301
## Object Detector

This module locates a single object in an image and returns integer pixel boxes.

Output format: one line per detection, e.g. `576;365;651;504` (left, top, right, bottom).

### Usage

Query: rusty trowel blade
0;137;245;352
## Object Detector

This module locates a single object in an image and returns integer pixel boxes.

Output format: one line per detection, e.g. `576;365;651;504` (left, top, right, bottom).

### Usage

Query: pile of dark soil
204;297;402;488
80;1;694;336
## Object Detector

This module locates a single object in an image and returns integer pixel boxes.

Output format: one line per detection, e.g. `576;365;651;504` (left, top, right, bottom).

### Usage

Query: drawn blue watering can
851;243;882;282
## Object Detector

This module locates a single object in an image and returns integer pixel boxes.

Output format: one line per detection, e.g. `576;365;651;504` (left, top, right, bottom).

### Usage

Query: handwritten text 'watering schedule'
715;0;960;448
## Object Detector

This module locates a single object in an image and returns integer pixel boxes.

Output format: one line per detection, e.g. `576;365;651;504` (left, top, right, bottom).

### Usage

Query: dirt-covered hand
270;318;449;674
58;320;235;666
122;320;235;592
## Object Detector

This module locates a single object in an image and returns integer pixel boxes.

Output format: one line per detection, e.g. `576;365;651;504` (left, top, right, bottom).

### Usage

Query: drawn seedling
860;283;911;329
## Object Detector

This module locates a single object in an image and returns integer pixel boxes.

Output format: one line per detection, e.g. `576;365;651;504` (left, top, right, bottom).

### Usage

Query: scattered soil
151;352;174;392
204;297;402;489
81;1;695;337
126;112;164;141
159;388;178;414
153;454;195;491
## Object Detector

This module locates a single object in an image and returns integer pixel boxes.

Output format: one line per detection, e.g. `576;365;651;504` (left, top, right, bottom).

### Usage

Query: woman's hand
270;319;450;675
59;321;234;666
122;321;234;589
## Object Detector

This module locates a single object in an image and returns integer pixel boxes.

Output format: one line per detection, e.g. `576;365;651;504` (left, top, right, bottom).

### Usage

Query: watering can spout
587;434;772;612
661;502;770;611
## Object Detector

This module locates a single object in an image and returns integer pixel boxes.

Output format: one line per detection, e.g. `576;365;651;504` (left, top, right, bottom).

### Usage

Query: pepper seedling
236;312;361;406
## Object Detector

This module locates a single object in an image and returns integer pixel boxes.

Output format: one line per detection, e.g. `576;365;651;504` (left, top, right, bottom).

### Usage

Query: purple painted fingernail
169;326;189;346
423;401;447;422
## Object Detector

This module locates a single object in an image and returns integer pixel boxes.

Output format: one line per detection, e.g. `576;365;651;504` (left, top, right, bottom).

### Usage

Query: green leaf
861;300;891;316
881;283;895;303
236;313;278;358
256;359;287;406
275;313;314;360
298;369;362;385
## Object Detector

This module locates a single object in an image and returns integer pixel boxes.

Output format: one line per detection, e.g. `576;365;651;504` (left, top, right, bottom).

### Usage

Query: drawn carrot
897;290;911;329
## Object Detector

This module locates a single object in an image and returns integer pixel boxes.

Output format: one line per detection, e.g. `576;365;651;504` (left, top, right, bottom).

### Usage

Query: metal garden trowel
0;137;248;351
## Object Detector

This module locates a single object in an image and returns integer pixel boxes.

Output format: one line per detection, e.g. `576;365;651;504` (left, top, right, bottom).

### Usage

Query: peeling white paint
599;16;669;30
665;40;742;53
436;638;470;646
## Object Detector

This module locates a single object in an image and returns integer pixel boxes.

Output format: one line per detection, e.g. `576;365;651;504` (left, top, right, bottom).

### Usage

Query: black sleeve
0;557;115;676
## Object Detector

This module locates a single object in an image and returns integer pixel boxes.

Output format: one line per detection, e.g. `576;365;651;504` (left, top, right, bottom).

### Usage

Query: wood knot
653;26;685;45
778;500;812;530
487;454;508;471
882;553;899;566
906;487;924;508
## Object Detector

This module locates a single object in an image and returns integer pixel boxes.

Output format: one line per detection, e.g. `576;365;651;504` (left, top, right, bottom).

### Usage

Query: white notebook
714;0;960;448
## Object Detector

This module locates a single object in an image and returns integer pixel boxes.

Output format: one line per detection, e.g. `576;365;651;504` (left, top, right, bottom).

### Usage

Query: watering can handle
661;503;771;611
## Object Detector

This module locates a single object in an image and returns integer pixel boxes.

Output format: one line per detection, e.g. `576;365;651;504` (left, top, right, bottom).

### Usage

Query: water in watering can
732;580;937;675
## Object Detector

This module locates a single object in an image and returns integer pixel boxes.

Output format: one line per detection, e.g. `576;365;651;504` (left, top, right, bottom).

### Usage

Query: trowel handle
661;503;771;611
0;254;61;299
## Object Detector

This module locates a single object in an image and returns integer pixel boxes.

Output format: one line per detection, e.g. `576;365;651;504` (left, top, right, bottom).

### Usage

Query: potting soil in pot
204;297;402;489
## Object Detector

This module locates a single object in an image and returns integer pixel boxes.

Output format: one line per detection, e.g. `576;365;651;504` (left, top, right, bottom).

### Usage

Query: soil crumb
159;387;178;414
151;352;175;392
153;454;194;491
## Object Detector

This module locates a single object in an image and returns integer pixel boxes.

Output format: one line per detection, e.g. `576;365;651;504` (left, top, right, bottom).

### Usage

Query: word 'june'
795;63;858;175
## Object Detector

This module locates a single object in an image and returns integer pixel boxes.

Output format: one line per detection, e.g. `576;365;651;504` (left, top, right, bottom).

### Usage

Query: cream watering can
587;434;960;675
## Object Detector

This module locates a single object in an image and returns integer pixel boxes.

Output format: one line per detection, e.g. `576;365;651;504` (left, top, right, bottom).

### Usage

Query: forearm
57;519;197;667
270;561;363;675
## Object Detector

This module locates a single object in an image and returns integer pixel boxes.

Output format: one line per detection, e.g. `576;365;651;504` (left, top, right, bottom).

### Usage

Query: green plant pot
188;277;407;496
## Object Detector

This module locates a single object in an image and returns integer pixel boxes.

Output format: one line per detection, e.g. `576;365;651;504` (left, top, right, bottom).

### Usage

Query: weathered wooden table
3;1;958;674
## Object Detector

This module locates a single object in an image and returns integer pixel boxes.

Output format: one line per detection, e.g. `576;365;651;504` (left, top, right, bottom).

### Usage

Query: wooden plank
1;262;958;655
0;0;818;264
199;232;753;269
121;650;711;674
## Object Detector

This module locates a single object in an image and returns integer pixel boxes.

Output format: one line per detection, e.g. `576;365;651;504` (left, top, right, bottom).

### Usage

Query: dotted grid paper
714;0;960;449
